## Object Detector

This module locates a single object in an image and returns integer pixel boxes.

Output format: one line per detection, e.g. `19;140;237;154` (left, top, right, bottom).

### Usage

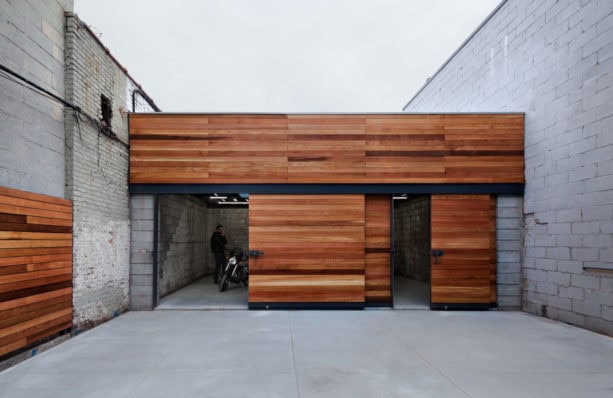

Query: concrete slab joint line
0;311;612;397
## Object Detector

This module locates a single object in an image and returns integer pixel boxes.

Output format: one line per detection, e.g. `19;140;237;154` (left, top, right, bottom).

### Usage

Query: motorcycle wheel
219;274;229;292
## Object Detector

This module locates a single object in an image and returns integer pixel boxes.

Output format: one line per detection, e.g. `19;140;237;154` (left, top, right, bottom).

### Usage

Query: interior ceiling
198;193;249;208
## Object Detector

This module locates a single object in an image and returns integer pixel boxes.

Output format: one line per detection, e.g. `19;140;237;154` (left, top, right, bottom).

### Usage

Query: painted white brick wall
0;0;73;197
64;14;155;326
404;0;613;335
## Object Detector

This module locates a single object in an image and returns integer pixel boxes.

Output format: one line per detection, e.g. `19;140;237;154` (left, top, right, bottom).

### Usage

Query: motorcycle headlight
229;257;237;265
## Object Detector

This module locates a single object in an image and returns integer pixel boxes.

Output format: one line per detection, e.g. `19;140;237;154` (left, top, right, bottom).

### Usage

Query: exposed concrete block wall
129;194;155;310
0;0;73;197
497;195;523;309
394;197;430;282
159;195;208;297
64;13;156;326
404;0;613;334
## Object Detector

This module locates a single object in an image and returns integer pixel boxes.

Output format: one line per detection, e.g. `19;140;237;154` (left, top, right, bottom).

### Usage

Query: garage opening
393;194;430;309
155;193;249;309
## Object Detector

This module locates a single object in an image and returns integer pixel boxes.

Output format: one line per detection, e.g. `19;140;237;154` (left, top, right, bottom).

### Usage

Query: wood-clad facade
128;113;524;309
129;113;524;185
0;187;72;356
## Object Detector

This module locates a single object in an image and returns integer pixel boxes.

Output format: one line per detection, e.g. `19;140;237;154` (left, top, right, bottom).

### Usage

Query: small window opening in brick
100;94;112;132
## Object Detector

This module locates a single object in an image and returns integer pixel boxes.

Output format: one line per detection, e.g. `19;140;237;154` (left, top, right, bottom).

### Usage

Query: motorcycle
219;247;249;292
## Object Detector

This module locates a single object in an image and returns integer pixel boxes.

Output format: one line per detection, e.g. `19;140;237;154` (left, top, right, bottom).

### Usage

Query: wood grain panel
248;194;365;304
430;195;496;307
0;186;72;357
365;195;391;304
129;113;524;185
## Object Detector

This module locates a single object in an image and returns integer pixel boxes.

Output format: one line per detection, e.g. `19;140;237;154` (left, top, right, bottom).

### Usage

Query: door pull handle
431;249;445;265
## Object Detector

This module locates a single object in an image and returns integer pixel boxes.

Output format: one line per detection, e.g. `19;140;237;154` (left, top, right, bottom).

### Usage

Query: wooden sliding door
248;194;365;308
430;195;496;309
364;195;391;305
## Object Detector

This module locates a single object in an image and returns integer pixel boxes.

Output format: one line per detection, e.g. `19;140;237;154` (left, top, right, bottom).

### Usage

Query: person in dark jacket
210;224;227;284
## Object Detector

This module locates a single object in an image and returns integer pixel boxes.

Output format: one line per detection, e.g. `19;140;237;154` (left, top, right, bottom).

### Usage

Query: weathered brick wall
405;0;612;333
64;13;155;327
0;0;73;197
159;195;208;297
394;197;430;282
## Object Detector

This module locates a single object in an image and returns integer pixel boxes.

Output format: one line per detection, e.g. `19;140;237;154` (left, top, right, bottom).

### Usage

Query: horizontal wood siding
430;194;495;305
130;114;524;184
365;195;391;303
249;195;365;303
0;186;72;357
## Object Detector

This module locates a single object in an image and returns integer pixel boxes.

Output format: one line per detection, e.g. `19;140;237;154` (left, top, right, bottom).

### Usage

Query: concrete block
572;299;601;317
131;219;154;231
602;305;613;322
132;230;154;243
549;295;572;311
526;246;547;258
572;247;599;261
584;175;613;194
497;195;523;208
497;273;520;285
498;240;522;251
583;234;613;248
584;315;613;336
130;294;153;311
130;262;153;275
499;251;521;263
536;281;558;295
557;260;583;274
559;286;585;300
547;271;571;286
556;308;586;327
546;247;571;260
556;234;583;247
572;274;599;290
527;268;548;282
497;218;522;229
130;275;153;287
533;234;556;247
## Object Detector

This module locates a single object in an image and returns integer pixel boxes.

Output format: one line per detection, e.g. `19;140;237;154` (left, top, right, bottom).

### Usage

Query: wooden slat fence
0;186;72;357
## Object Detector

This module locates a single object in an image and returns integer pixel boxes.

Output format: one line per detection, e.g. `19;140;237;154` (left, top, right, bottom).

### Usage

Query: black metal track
430;303;496;310
248;302;364;310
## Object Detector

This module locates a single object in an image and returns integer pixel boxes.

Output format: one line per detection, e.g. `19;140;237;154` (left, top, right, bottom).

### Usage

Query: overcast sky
75;0;499;113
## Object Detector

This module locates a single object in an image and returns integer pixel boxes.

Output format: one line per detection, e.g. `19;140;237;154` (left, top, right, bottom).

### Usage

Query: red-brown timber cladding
365;195;391;303
129;114;524;184
248;195;365;303
0;186;72;357
430;195;496;305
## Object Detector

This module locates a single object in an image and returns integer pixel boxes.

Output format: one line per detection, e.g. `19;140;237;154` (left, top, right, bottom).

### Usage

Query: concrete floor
157;275;248;310
394;276;429;309
156;275;428;310
1;310;611;397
